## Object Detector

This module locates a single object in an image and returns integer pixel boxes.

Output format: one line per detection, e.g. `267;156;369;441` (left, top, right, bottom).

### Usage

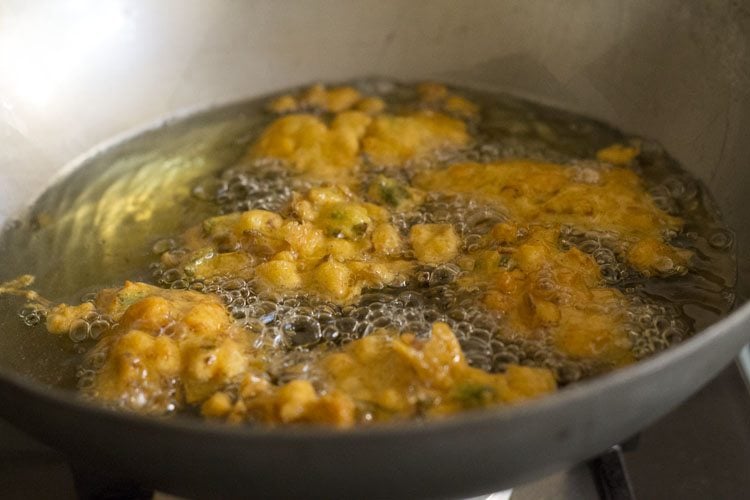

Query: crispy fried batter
6;83;702;428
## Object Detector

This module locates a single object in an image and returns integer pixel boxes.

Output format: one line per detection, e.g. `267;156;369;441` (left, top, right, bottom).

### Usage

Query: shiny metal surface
2;0;748;292
1;1;749;497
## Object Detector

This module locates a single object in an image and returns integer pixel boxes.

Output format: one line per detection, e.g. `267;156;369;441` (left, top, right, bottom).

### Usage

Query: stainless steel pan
0;1;748;498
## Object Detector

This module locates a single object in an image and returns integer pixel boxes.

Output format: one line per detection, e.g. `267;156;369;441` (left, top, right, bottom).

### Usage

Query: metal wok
0;1;749;498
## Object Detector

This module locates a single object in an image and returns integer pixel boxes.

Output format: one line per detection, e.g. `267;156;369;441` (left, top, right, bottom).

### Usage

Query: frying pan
1;1;749;498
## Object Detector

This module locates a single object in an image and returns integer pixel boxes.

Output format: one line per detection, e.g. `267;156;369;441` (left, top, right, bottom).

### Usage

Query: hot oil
0;99;272;387
0;79;737;404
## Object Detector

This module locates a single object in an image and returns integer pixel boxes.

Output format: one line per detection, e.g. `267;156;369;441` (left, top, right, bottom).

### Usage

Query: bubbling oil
0;79;737;411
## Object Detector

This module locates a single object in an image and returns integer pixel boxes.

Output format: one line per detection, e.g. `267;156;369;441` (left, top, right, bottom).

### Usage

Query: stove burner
66;445;637;500
588;445;635;500
71;465;152;500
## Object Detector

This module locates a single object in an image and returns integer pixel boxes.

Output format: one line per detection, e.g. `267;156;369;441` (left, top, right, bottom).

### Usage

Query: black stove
2;361;749;499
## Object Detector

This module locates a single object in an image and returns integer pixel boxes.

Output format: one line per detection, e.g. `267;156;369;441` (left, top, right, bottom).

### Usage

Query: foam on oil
0;79;737;398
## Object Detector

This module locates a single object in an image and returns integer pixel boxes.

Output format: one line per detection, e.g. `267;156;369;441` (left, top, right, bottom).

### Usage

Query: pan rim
0;81;746;441
1;299;747;441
